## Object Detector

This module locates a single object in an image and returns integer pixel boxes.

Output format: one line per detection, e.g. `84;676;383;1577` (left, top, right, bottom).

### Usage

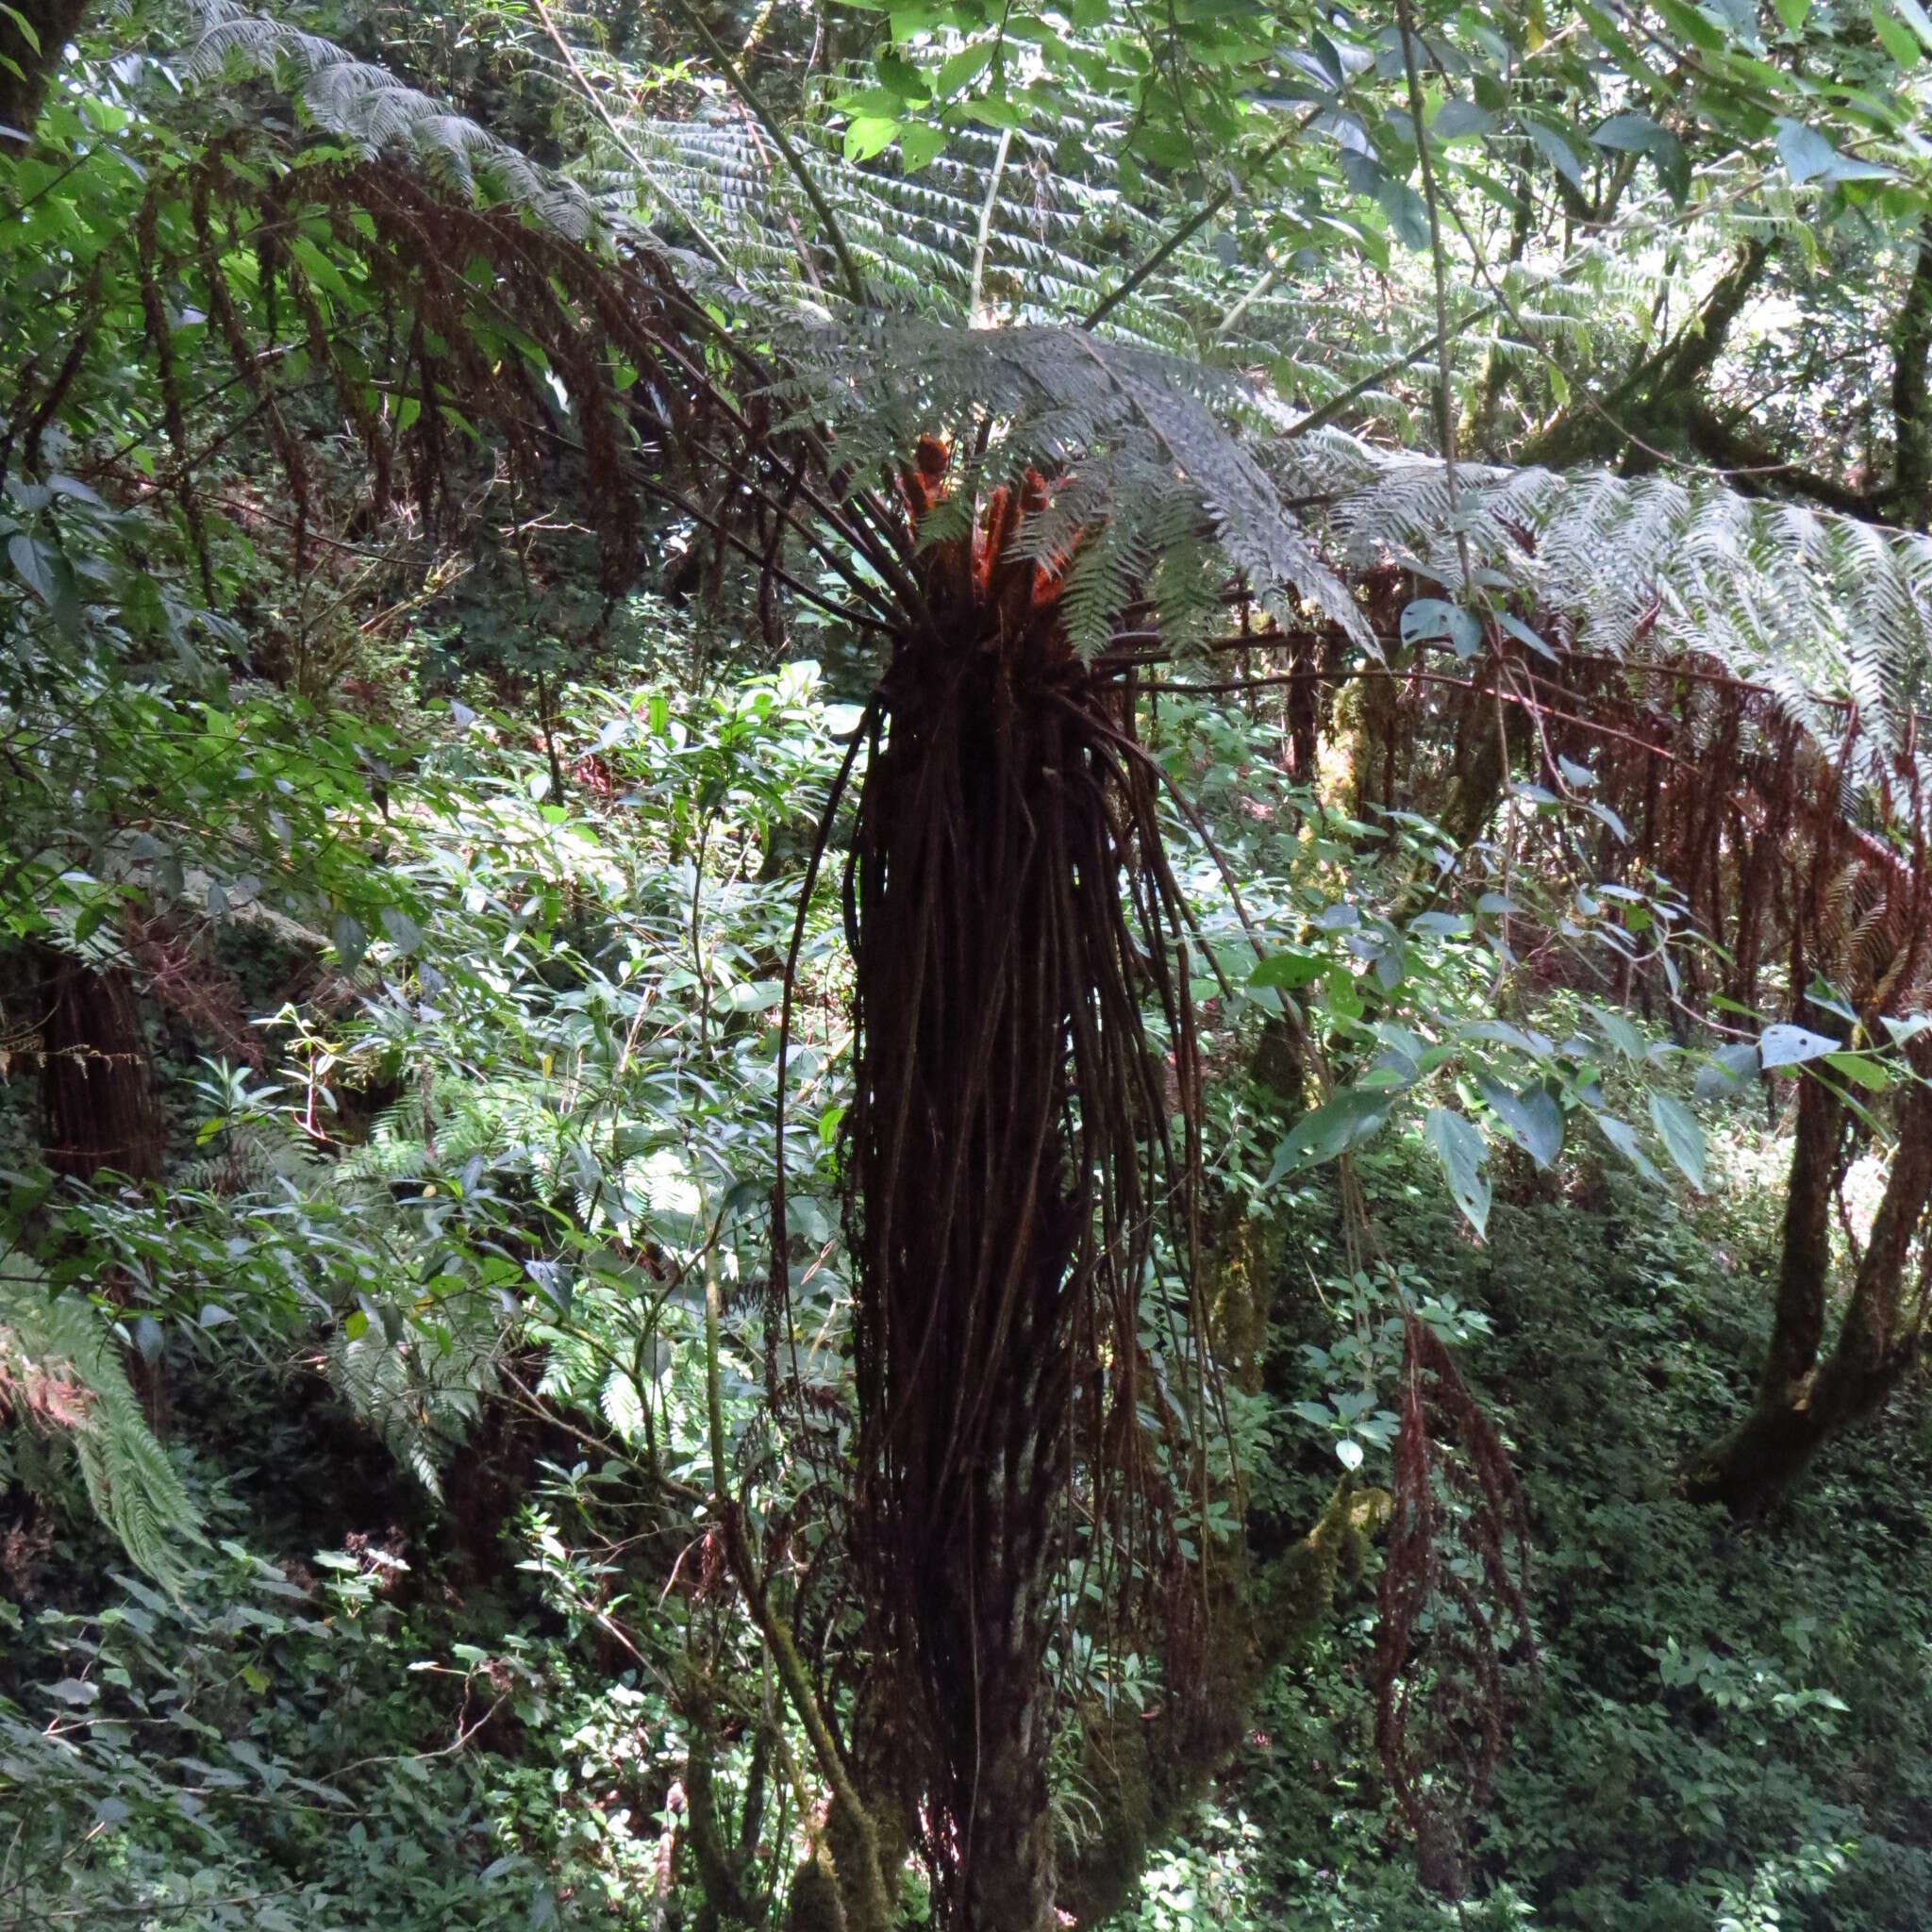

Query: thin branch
1283;300;1498;440
1080;111;1314;330
1393;0;1472;591
969;125;1014;328
659;0;868;306
532;0;737;275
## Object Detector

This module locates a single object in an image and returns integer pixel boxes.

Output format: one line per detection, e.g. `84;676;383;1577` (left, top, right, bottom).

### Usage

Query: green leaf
936;40;995;97
1591;1110;1661;1182
1401;597;1482;659
1425;1107;1491;1238
1268;1087;1390;1180
1589;1002;1644;1062
1874;1;1920;64
7;531;52;601
1591;112;1664;153
1376;177;1431;252
1823;1050;1894;1091
1477;1074;1563;1168
1695;1041;1760;1099
330;912;366;971
1647;1092;1706;1191
843;115;902;163
1250;947;1327;989
1521;117;1585;189
1774;118;1890;184
1889;0;1932;47
1497;610;1557;661
898;122;947;170
1760;1022;1840;1068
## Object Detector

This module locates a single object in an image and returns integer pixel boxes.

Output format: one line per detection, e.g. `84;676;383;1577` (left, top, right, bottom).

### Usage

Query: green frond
783;319;1372;654
183;3;600;237
1310;434;1932;798
326;1314;500;1497
0;1255;204;1590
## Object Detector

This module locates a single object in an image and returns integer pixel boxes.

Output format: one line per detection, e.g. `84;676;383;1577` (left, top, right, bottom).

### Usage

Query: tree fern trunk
37;951;164;1183
0;0;91;151
1759;1072;1843;1404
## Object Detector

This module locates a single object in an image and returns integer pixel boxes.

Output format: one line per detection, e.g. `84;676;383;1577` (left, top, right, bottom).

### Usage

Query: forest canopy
5;2;1932;1929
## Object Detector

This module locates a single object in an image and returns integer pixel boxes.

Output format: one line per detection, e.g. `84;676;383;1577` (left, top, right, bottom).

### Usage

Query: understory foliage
6;1;1932;1930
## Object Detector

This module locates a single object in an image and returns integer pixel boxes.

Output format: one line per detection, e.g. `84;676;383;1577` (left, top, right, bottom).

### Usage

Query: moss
1058;1481;1390;1927
785;1851;844;1932
1205;1208;1282;1397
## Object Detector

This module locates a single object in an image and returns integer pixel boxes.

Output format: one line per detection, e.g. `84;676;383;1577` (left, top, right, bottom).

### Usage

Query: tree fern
780;319;1373;655
182;2;600;236
1306;434;1932;788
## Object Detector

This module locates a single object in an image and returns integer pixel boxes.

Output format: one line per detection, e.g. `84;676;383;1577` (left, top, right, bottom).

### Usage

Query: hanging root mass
1373;1306;1536;1898
840;437;1207;1918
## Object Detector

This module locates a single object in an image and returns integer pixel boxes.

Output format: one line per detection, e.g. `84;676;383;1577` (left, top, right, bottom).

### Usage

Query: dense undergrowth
1135;1143;1932;1932
7;850;1928;1931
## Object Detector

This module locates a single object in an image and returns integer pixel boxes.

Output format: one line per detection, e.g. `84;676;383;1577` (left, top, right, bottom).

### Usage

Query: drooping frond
1306;438;1932;786
0;1255;204;1589
783;320;1372;655
182;2;601;237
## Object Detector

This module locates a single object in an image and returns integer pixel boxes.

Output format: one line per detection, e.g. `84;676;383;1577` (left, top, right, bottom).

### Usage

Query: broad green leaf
1521;116;1585;189
1268;1087;1390;1180
1590;1003;1644;1062
1401;597;1482;659
1824;1050;1894;1091
1759;1022;1840;1068
1874;1;1921;64
1250;947;1327;989
1889;0;1932;48
1425;1107;1491;1238
1695;1041;1759;1099
936;40;995;96
843;115;902;163
1477;1074;1564;1168
1647;1092;1706;1191
1591;1110;1661;1182
1497;609;1557;660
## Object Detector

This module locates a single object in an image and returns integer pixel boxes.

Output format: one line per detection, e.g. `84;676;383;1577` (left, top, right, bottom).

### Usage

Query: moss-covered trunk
1691;1059;1932;1514
0;0;90;151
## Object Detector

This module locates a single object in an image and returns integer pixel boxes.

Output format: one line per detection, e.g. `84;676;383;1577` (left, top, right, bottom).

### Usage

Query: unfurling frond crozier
782;320;1371;658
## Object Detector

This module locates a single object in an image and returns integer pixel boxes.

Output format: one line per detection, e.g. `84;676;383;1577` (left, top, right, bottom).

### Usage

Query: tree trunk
37;950;165;1183
1524;241;1767;473
0;0;91;152
1690;1059;1932;1514
1759;1072;1843;1403
1890;217;1932;525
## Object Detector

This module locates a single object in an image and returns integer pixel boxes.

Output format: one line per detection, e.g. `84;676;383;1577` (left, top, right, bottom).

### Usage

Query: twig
659;0;868;306
969;125;1013;327
1393;0;1472;592
1283;301;1498;440
1080;111;1314;330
